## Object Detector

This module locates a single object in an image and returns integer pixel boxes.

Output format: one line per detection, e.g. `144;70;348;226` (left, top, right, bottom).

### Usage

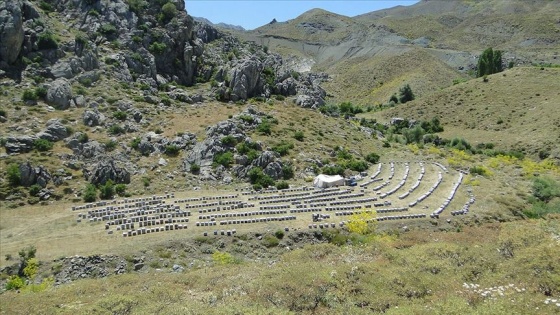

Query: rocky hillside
239;0;560;104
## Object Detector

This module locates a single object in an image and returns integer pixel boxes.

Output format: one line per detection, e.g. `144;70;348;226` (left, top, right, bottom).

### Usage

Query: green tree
160;2;178;23
398;84;415;104
99;180;115;200
7;163;21;187
477;48;503;77
83;183;97;202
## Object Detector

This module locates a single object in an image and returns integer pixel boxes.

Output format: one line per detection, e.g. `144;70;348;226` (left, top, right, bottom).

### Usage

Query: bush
149;42;167;54
347;160;368;172
29;184;42;197
22;89;38;101
0;108;6;117
5;276;25;291
190;163;200;174
113;111;127;121
115;184;127;196
276;181;289;190
37;30;58;50
274;230;285;240
323;164;345;176
99;180;115;200
164;144;180;156
104;140;117;151
99;23;117;36
109;125;125;135
128;0;147;14
262;234;280;248
161;2;178;23
272;141;293;156
78;133;89;143
221;135;237;146
130;137;141;149
39;1;54;12
83;184;97;202
294;131;305;141
256;120;272;135
7;163;21;187
35;86;48;99
214;151;233;168
398;84;415;104
247;167;275;188
212;251;236;265
532;176;560;203
365;152;380;164
34;138;53;151
282;164;294;180
236;141;260;154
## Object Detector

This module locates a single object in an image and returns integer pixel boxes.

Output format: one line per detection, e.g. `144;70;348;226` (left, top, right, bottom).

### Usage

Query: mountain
0;1;559;313
193;16;245;31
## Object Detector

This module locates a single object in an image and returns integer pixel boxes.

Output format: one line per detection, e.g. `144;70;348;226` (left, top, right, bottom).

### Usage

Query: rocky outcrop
53;255;128;285
4;135;36;154
294;73;328;109
85;159;130;185
0;0;24;65
83;110;104;127
46;78;73;109
229;57;263;101
80;141;105;159
18;162;51;187
36;119;70;142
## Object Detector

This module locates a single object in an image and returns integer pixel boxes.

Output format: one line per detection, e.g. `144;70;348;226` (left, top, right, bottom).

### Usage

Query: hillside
0;0;559;314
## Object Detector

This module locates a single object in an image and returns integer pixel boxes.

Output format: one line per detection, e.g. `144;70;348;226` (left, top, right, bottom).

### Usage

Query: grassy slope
1;219;558;314
366;67;560;157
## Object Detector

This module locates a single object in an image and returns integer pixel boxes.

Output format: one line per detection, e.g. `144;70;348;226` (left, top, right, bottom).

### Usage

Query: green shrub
142;177;151;187
275;230;285;239
274;95;285;101
83;184;97;202
294;131;305;141
214;151;234;168
34;138;53;151
272;141;293;156
262;234;279;248
282;164;294;180
252;183;263;191
99;23;117;36
130;137;141;149
247;167;275;188
0;108;6;117
532;176;560;203
221;135;237;146
190;163;200;174
5;275;25;291
256;120;272;135
164;144;180;156
22;89;38;101
113;111;127;121
236;141;260;154
35;86;48;99
99;180;115;200
276;181;289;190
104;140;117;151
7;163;21;187
37;30;58;50
323;164;345;176
149;42;167;54
115;184;127;196
365;152;380;164
161;2;178;23
39;1;54;12
108;125;124;135
78;133;89;143
128;0;147;14
398;84;415;104
29;184;42;197
347;160;368;172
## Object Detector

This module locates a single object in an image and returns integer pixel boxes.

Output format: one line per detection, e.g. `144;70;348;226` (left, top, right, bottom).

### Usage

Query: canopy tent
313;174;345;188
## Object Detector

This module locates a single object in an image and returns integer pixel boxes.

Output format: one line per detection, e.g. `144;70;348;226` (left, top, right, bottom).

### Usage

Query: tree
477;48;503;77
7;163;21;187
99;180;115;200
398;84;415;104
83;183;97;202
161;2;178;23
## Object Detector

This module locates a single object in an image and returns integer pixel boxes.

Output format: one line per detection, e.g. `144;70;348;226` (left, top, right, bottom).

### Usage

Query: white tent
313;174;345;188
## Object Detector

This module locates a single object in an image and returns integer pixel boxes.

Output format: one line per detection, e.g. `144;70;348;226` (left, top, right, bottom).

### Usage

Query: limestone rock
83;110;104;127
46;78;73;109
19;162;51;187
81;141;105;159
0;0;24;64
36;119;70;142
229;57;263;101
4;135;36;154
85;159;131;185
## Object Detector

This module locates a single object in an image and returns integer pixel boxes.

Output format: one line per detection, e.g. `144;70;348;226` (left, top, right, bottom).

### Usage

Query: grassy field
1;218;558;314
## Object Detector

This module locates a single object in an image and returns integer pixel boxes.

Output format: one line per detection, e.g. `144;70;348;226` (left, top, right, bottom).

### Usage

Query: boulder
229;57;263;101
0;0;24;64
81;141;105;159
86;160;130;185
50;61;74;79
19;162;51;187
46;78;73;109
36;119;69;142
251;151;279;169
83;110;104;127
263;161;284;180
138;139;154;156
4;135;36;154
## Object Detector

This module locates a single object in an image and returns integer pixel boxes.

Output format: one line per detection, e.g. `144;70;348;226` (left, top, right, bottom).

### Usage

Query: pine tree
398;84;415;104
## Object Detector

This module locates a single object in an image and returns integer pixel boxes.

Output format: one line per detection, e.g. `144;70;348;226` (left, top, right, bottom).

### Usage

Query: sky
186;1;420;30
